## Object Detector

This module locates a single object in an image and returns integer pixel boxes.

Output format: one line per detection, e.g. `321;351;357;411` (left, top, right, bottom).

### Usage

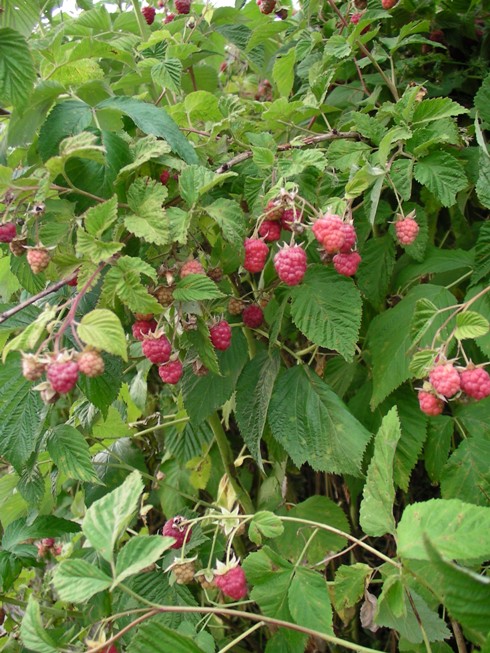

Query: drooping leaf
52;559;112;602
114;535;175;585
0;27;36;109
77;309;128;361
20;599;58;653
47;425;98;483
414;152;468;207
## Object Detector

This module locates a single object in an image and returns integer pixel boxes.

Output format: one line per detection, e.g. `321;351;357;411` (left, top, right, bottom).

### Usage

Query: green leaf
472;222;490;286
289;568;333;635
397;498;490;561
333;563;372;614
268;365;371;475
357;235;396;310
151;59;182;93
125;178;169;246
114;535;175;585
0;27;36;109
244;547;295;620
440;436;490;506
455;311;489;340
84;195;119;238
424;416;453;484
100;257;161;315
248;511;284;545
2;305;57;362
290;265;362;362
204;198;247;248
82;470;144;562
2;516;79;552
409;349;439;379
412;98;468;124
414;152;468;207
179;165;236;206
391;387;428;491
77;309;128;361
118;135;171;180
360;407;401;537
52;559;112;602
476;151;490;210
181;318;219;376
128;622;207;653
235;350;281;467
47;425;98;483
173;275;224;302
38;100;93;161
76;229;124;263
20;598;58;653
475;73;490;127
273;48;296;98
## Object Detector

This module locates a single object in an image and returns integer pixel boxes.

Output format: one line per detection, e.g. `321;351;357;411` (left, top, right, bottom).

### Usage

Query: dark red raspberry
244;238;269;273
429;363;460;398
460;366;490;400
141;5;156;23
257;0;276;14
0;222;16;243
27;247;50;274
242;305;264;328
219;62;228;73
258;220;282;242
418;390;444;416
142;334;172;364
332;251;361;276
132;319;158;341
67;276;78;287
340;223;357;253
164;12;175;21
175;0;191;13
101;646;118;653
77;350;105;378
159;170;170;185
47;360;79;394
281;208;301;231
210;320;232;351
159;360;183;384
382;0;397;8
395;217;419;246
214;565;248;600
273;244;307;286
181;259;205;277
162;515;192;549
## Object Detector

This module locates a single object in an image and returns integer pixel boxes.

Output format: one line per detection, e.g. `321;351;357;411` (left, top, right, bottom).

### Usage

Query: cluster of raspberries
312;212;361;277
418;361;490;415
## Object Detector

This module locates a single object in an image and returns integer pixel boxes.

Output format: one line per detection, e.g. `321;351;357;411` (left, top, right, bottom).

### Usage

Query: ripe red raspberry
429;363;461;397
141;6;156;23
27;247;50;274
142;334;172;364
164;12;175;22
382;0;397;8
0;222;16;243
214;565;248;600
159;170;170;185
180;259;205;277
159;359;183;384
210;320;232;351
274;244;307;286
244;238;269;273
228;297;244;315
333;251;361;276
418;390;444;416
311;213;343;244
242;305;264;328
459;366;490;400
257;0;276;14
351;12;362;24
175;0;191;13
340;223;357;253
77;350;105;378
395;217;419;246
21;353;46;381
67;276;78;287
132;319;158;341
219;62;228;73
162;515;192;549
101;646;118;653
264;199;283;220
258;220;282;242
47;360;79;394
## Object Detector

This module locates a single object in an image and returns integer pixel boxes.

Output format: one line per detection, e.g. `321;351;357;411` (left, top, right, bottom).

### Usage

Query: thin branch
0;274;77;325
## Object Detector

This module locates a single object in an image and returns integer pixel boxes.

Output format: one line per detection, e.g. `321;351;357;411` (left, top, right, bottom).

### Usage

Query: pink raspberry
164;12;175;22
395;217;419;245
244;238;269;273
429;363;461;397
27;247;50;274
242;305;264;328
162;515;192;549
351;12;362;23
340;223;357;253
281;208;300;231
159;359;183;384
214;565;248;600
332;251;361;276
141;5;156;23
418;390;444;416
175;0;191;13
159;170;170;185
0;222;16;243
77;350;105;378
311;213;342;243
181;259;205;277
142;334;172;364
460;366;490;400
210;320;232;351
47;360;79;394
132;319;158;341
264;199;283;221
258;220;281;242
274;244;307;286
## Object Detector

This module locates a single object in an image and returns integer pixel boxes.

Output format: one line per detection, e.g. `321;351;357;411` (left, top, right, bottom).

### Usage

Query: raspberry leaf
114;535;176;586
414;151;468;207
52;559;112;603
47;425;98;483
78;309;127;362
455;310;489;340
289;568;334;635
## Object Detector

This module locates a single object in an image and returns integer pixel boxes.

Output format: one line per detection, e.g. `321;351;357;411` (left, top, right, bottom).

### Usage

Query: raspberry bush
0;0;489;651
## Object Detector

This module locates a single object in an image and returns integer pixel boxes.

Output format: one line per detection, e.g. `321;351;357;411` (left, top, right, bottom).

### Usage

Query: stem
130;0;150;40
0;274;77;325
0;594;81;619
217;621;265;653
451;619;468;653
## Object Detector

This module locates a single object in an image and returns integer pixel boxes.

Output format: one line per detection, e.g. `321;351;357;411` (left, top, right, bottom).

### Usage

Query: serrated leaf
472;222;490;286
204;198;247;248
179;165;235;206
125;177;169;246
475;73;490;127
83;195;119;238
414;152;468;207
38;100;93;161
52;559;112;602
128;622;206;653
47;425;98;482
412;98;468;124
2;516;79;552
173;275;224;302
455;311;489;340
357;235;396;309
118;135;171;180
114;535;175;586
76;229;123;263
58;131;106;162
168;207;191;244
272;48;296;98
78;309;127;361
185;454;211;490
0;27;36;109
151;58;182;93
181;318;220;375
289;568;333;635
290;265;362;362
410;298;440;345
409;349;438;378
2;305;57;362
20;599;58;653
440;437;490;507
333;564;372;614
249;511;284;545
476;152;490;210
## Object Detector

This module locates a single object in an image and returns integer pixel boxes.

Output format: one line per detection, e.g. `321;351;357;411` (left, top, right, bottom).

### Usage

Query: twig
451;619;468;653
0;274;77;325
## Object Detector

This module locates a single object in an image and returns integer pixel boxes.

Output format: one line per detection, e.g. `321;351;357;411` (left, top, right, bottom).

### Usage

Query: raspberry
332;251;361;276
164;12;175;22
101;646;118;653
42;538;55;548
351;12;362;24
175;0;191;13
228;297;244;315
210;320;232;351
141;6;156;23
395;217;419;246
257;0;276;14
21;353;46;381
354;0;367;6
281;208;301;231
181;259;205;277
47;360;79;394
135;313;154;321
170;559;196;584
159;170;170;185
258;220;282;242
154;285;174;306
207;266;223;282
264;199;283;220
77;350;105;378
275;7;288;19
418;390;444;416
67;276;78;287
242;305;264;328
459;366;490;400
142;333;172;364
273;244;307;286
9;237;27;256
382;0;397;8
27;247;50;274
214;565;248;600
244;238;269;273
158;359;183;384
311;213;342;243
0;222;16;243
162;515;192;549
132;319;158;341
429;363;461;398
340;223;357;253
195;570;215;590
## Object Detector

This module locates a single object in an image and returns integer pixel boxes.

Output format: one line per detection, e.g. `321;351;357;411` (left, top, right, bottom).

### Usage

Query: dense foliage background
0;0;489;650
